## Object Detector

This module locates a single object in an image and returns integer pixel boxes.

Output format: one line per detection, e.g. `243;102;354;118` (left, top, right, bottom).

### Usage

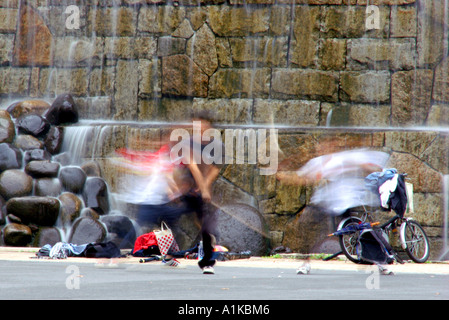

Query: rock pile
0;94;136;249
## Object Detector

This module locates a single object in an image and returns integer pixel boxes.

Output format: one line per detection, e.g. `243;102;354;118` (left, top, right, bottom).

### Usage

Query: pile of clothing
37;241;122;259
365;168;408;217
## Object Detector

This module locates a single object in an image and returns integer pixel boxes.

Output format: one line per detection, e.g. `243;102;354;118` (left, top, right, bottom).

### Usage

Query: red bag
133;232;158;254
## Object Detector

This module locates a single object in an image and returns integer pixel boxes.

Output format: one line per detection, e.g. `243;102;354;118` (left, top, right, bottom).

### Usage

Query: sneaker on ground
378;265;394;275
202;266;215;274
296;262;311;275
162;258;180;267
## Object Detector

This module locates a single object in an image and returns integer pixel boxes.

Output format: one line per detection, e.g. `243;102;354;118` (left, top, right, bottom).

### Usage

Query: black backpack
357;228;395;265
84;241;122;258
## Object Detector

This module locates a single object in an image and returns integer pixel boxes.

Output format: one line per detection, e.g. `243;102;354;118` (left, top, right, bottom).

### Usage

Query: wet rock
45;94;79;125
101;214;136;249
6;100;51;119
0;195;6;225
24;149;51;164
16;114;51;138
80;208;100;220
82;177;110;215
68;217;107;245
5;196;60;227
215;203;269;256
0;170;33;200
34;178;62;197
33;227;61;247
0;110;15;144
25;160;60;178
53;152;71;166
59;166;87;194
0;143;23;172
2;223;32;246
13;134;44;150
58;192;82;225
44;126;64;154
81;160;101;177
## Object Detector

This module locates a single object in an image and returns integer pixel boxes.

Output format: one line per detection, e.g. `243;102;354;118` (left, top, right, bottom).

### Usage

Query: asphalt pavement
0;247;448;303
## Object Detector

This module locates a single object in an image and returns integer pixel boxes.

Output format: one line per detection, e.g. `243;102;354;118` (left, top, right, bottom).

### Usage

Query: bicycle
326;173;430;264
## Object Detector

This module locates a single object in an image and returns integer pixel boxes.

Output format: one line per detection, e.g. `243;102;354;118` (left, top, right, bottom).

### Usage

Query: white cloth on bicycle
378;174;398;209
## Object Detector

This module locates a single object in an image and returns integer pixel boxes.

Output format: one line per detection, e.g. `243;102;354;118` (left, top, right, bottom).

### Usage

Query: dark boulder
25;160;60;178
82;177;110;215
33;227;62;247
24;149;52;164
2;223;32;246
16;114;50;138
101;214;136;249
58;192;82;225
59;166;87;194
68;217;107;245
5;196;60;226
0;143;23;172
0;110;15;144
44;126;64;154
0;170;33;200
34;178;62;197
45;94;79;125
215;203;270;256
13;134;44;150
6;100;51;119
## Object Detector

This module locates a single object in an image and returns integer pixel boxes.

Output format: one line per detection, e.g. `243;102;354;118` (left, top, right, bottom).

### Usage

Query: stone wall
0;0;448;258
1;0;449;128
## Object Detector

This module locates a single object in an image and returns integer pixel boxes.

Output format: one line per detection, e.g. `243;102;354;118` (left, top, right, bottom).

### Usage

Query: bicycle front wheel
338;218;363;264
403;220;430;263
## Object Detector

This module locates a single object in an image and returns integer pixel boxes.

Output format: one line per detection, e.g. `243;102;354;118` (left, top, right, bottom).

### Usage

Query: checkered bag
154;221;180;256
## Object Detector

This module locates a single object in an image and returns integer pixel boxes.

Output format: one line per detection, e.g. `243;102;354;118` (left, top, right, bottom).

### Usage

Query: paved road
0;256;448;302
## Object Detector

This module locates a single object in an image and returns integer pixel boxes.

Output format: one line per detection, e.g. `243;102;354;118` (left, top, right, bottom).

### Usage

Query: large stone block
391;69;433;126
229;36;288;67
114;60;138;120
0;67;31;95
88;7;136;36
162;54;208;98
340;71;390;103
208;6;270;36
253;99;320;126
209;68;270;98
432;57;449;103
321;5;388;38
289;6;320;68
271;69;339;101
12;5;52;66
318;39;346;70
187;23;218;76
347;38;416;70
417;0;448;67
138;6;185;34
327;103;391;127
38;68;88;97
192;98;252;124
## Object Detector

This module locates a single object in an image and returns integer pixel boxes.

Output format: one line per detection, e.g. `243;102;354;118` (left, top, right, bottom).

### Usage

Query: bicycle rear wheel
403;220;430;263
338;218;363;264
